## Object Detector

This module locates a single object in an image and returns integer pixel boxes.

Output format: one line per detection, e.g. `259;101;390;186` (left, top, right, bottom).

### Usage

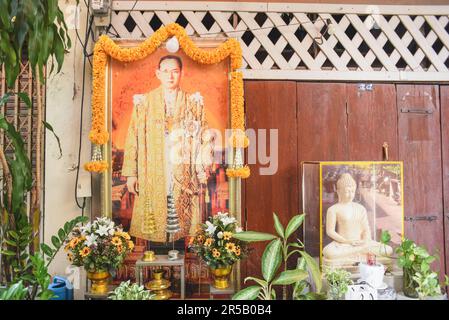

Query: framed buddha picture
318;161;404;271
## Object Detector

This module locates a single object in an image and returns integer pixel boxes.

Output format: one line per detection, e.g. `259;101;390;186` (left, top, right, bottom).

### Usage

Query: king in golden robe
122;55;214;242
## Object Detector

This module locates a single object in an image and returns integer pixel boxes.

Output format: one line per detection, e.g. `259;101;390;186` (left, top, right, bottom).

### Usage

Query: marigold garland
84;160;109;172
226;166;251;179
86;23;249;178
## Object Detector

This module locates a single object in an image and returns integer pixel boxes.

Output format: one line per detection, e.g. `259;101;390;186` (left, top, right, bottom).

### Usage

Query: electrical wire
74;1;95;212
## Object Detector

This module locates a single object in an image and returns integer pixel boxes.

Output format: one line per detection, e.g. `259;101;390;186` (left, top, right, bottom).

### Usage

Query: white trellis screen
108;1;449;81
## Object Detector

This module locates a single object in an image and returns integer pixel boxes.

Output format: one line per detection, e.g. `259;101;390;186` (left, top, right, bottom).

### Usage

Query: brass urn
145;269;172;300
87;270;110;294
210;265;233;289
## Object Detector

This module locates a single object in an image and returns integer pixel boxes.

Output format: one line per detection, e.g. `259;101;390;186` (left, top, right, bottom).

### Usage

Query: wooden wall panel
440;86;449;276
297;83;348;256
297;83;348;162
397;84;445;274
242;81;299;281
347;84;398;160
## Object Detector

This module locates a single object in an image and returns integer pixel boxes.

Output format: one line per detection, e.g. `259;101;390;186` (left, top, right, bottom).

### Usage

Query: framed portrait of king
92;38;240;291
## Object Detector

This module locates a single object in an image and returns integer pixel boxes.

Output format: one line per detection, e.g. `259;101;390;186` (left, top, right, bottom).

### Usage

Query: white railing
109;1;449;81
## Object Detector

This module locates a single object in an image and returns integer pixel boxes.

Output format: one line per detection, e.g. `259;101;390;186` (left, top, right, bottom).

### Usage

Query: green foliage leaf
0;93;11;105
244;276;268;288
272;212;284;238
380;230;391;245
0;281;28;300
261;239;282;282
8;230;19;240
17;92;31;109
57;228;66;241
0;116;32;216
299;251;322;293
232;231;277;242
51;235;61;248
42;120;62;158
272;269;309;285
40;243;53;257
0;250;16;256
4;239;18;247
232;286;261;300
284;214;305;240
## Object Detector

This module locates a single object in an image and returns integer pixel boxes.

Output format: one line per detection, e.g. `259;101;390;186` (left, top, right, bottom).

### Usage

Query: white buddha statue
322;173;393;268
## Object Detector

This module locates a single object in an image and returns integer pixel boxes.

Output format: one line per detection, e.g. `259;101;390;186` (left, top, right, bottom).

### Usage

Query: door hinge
404;215;438;222
244;207;248;230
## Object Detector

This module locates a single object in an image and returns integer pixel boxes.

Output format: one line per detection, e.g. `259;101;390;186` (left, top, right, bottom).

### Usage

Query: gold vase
87;270;110;294
210;265;233;289
146;269;172;300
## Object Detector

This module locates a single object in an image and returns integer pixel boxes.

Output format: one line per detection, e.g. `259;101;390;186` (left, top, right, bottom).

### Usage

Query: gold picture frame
313;161;404;270
90;34;243;291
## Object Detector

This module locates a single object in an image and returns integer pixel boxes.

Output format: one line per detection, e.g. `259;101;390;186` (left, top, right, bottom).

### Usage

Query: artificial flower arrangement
189;212;248;269
65;217;134;272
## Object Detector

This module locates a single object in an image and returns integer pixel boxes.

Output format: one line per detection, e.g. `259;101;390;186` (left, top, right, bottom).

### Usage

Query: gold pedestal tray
145;269;172;300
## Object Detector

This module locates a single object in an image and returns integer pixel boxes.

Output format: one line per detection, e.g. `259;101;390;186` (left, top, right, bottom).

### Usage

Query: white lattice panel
108;1;449;81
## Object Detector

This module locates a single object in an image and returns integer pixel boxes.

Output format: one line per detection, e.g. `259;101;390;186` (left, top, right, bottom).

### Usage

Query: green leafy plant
293;257;327;300
0;0;71;86
324;267;353;300
412;272;447;299
232;213;322;300
380;231;448;299
396;238;438;298
0;280;28;300
1;216;88;300
0;0;71;299
109;281;155;300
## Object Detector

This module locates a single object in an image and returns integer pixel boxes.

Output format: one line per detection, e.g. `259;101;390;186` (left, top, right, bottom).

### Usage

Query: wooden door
440;86;449;276
347;84;398;160
242;81;299;281
397;84;445;274
297;83;347;256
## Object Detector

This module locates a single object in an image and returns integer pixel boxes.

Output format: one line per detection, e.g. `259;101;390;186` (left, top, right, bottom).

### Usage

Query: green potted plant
232;213;322;300
109;281;155;300
380;231;448;299
413;272;448;300
395;238;438;298
324;268;353;300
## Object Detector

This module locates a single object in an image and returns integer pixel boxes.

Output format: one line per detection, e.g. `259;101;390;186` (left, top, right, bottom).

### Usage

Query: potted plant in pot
324;268;353;300
108;281;155;300
189;212;248;289
413;271;448;300
232;213;323;300
65;217;134;294
380;231;448;299
396;239;438;298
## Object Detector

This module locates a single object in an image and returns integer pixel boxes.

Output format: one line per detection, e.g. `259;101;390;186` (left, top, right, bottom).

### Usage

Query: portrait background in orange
109;45;231;291
109;44;231;235
111;47;230;150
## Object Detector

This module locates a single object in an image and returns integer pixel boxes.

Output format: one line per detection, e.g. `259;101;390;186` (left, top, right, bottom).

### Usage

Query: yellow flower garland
84;160;109;172
87;23;249;178
226;166;251;179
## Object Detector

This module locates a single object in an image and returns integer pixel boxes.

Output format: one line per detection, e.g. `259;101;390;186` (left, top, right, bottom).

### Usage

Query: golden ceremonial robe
122;86;212;242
